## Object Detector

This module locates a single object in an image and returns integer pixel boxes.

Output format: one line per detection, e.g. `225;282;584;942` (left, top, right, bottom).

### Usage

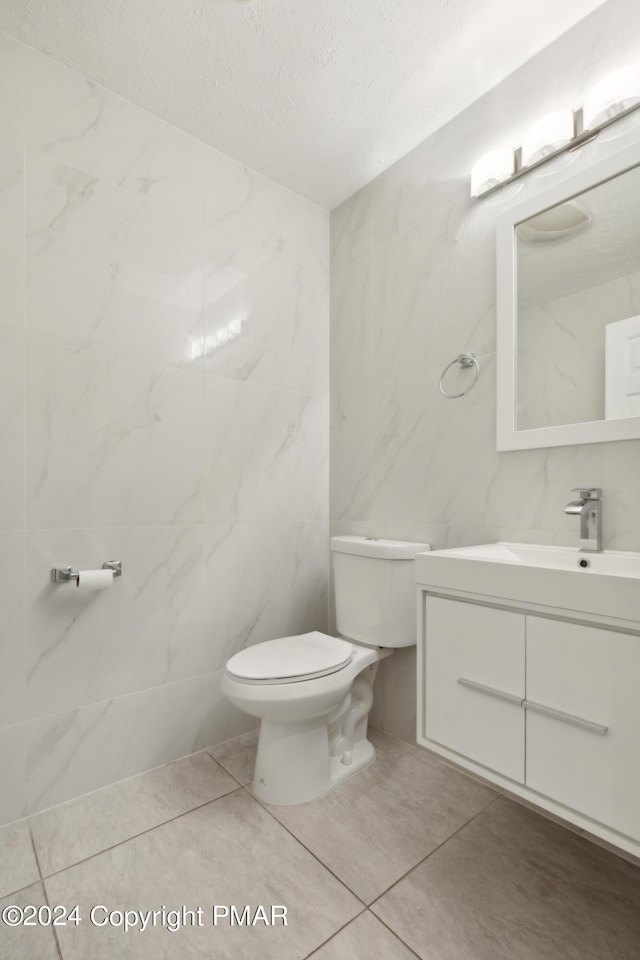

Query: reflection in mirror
515;163;640;431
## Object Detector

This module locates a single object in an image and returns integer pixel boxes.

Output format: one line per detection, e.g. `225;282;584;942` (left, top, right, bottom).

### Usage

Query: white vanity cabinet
418;590;640;858
525;617;640;842
424;597;525;782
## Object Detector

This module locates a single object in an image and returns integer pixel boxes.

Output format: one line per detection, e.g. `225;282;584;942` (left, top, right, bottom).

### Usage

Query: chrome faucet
564;488;603;553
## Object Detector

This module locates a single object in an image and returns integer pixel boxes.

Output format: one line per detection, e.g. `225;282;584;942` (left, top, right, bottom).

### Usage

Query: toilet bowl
222;536;429;805
223;632;392;804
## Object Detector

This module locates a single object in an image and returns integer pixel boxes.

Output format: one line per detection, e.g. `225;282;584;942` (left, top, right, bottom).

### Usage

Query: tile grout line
240;785;368;908
22;745;225;822
31;761;366;957
27;819;44;882
30;826;65;960
30;781;244;885
373;732;640;871
16;739;490;942
16;36;332;223
364;907;424;960
20;745;365;958
368;727;447;771
204;745;255;780
9;749;240;894
301;904;425;960
0;877;53;900
22;325;329;400
219;735;501;911
301;906;368;959
369;794;502;912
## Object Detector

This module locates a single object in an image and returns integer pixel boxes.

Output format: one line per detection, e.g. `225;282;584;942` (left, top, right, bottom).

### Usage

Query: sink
427;542;640;577
415;542;640;624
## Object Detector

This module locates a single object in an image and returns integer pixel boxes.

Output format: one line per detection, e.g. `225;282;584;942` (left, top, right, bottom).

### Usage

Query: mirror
497;140;640;450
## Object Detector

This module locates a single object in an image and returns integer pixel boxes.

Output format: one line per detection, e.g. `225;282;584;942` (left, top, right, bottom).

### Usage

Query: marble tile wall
330;0;640;742
0;32;329;825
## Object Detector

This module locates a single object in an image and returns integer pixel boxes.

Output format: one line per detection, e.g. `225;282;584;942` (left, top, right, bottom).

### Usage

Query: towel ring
439;353;480;399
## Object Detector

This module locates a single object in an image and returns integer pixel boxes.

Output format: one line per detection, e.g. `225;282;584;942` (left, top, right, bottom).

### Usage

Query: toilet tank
330;536;430;648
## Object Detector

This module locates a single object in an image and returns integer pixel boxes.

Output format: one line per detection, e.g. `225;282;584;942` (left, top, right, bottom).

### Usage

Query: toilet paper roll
76;569;113;591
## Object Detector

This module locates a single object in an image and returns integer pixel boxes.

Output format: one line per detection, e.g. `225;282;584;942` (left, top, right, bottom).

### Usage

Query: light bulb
583;65;640;130
470;147;514;197
521;110;574;167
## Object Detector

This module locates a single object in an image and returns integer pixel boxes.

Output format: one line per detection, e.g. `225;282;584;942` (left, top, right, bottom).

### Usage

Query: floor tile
369;727;447;769
370;728;503;797
0;882;60;960
208;728;259;785
372;797;640;960
261;730;496;903
0;820;39;899
583;828;640;869
30;751;237;876
45;789;362;960
308;910;418;959
207;727;442;787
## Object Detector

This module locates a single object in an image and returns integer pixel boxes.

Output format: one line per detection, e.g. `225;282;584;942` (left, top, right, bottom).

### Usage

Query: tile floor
1;728;640;959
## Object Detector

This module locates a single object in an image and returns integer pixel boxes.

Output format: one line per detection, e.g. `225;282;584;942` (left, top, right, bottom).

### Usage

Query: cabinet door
526;617;640;840
425;597;525;782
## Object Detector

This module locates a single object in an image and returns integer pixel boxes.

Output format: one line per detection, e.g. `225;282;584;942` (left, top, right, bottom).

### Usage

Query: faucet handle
570;487;601;500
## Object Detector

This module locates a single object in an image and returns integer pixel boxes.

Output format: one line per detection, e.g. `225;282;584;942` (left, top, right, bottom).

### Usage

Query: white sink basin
415;542;640;624
429;542;640;578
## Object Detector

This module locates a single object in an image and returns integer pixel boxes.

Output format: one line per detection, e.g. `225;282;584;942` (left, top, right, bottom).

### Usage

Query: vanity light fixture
471;65;640;198
583;64;640;129
470;147;514;197
520;109;574;167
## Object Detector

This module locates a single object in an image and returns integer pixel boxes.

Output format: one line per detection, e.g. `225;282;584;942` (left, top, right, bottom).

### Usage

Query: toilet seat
226;631;353;685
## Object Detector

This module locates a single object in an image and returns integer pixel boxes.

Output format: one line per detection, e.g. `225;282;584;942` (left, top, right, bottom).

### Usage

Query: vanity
414;131;640;859
416;544;640;859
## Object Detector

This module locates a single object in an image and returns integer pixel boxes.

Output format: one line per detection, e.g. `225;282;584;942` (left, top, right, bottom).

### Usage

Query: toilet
222;536;429;805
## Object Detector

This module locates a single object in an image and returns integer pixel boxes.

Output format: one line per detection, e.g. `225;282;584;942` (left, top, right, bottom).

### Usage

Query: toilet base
252;717;375;806
328;737;375;793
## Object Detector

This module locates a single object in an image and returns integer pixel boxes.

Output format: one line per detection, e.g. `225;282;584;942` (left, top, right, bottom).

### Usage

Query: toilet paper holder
51;561;122;583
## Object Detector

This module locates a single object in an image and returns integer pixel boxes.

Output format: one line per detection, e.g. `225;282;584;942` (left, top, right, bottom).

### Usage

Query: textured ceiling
0;0;606;208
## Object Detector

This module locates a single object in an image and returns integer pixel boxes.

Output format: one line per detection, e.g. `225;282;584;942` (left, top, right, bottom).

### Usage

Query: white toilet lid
226;632;353;684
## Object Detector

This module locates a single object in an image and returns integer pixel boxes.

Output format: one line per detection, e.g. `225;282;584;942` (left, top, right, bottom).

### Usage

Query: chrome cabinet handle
522;699;608;735
457;678;608;735
457;677;523;705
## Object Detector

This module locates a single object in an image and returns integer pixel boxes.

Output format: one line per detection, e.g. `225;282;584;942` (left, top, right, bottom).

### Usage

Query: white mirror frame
496;138;640;451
